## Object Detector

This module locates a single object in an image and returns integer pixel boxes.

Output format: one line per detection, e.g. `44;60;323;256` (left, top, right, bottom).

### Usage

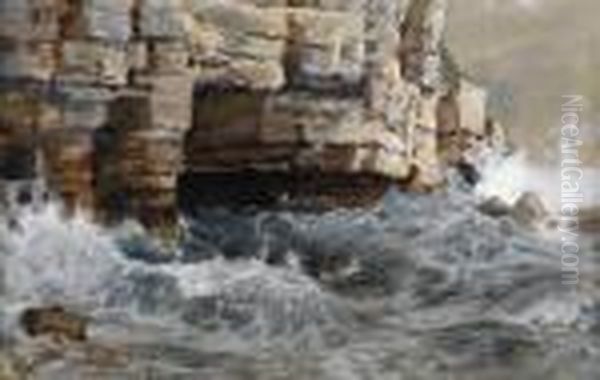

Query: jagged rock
456;159;481;186
0;0;506;232
20;306;88;343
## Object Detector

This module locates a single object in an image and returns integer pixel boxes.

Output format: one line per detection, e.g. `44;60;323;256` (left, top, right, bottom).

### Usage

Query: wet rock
20;306;87;343
478;196;512;218
456;159;481;186
0;0;507;230
511;192;550;229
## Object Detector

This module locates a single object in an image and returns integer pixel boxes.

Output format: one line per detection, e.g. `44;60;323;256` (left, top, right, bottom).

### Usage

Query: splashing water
476;152;599;212
0;186;599;379
475;152;531;205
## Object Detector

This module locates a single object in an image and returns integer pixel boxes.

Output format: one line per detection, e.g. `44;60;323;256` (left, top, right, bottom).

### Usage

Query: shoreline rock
20;306;88;343
0;0;506;237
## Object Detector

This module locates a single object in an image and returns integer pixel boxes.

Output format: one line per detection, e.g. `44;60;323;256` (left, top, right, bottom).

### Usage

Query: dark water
0;183;598;379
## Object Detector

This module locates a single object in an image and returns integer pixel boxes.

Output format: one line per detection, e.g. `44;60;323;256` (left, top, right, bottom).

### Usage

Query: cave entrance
178;83;280;212
0;93;40;181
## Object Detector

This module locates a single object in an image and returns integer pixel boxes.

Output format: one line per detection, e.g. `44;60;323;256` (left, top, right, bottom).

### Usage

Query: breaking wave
0;182;599;379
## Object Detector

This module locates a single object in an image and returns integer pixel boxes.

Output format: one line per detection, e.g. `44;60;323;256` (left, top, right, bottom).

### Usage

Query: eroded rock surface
0;0;502;228
20;305;88;343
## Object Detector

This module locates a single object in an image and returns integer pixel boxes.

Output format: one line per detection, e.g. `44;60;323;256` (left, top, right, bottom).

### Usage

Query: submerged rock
427;320;541;367
477;196;512;218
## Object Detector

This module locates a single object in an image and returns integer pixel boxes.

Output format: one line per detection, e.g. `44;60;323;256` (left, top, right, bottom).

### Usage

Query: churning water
0;165;599;379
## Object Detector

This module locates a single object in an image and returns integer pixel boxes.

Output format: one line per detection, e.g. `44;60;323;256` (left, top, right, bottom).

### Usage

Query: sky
446;0;599;166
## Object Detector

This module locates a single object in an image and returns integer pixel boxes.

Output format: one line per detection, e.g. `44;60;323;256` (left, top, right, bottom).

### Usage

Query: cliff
0;0;503;230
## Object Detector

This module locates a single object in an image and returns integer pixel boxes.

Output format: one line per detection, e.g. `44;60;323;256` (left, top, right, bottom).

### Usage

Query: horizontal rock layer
0;0;503;228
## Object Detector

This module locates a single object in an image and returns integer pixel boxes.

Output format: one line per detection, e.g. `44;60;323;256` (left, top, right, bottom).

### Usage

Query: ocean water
0;166;598;379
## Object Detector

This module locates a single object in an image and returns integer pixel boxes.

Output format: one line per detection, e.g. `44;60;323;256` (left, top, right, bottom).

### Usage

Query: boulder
477;196;512;218
511;192;550;228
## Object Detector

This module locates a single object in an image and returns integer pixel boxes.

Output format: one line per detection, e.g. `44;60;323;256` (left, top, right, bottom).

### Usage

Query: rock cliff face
0;0;502;229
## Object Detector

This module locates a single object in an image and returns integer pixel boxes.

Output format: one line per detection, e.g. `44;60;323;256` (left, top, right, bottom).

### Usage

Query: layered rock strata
0;0;503;229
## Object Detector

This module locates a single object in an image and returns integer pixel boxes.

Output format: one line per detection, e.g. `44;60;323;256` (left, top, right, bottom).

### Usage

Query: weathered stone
400;0;447;90
125;41;148;73
60;0;133;41
409;124;442;189
59;40;129;86
0;40;60;81
147;75;194;131
58;86;112;130
261;92;366;145
0;0;508;229
286;9;364;87
138;0;188;39
304;144;411;178
146;40;189;74
0;0;61;41
20;305;88;342
511;192;550;229
192;87;265;148
41;129;95;210
190;3;288;89
0;92;41;180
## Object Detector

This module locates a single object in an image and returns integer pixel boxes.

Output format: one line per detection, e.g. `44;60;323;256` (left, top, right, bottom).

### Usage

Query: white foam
1;204;127;307
476;152;599;212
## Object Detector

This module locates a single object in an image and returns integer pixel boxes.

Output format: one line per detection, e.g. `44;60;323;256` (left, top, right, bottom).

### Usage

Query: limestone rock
41;128;95;210
139;0;189;39
400;0;447;90
0;0;508;227
59;41;129;86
